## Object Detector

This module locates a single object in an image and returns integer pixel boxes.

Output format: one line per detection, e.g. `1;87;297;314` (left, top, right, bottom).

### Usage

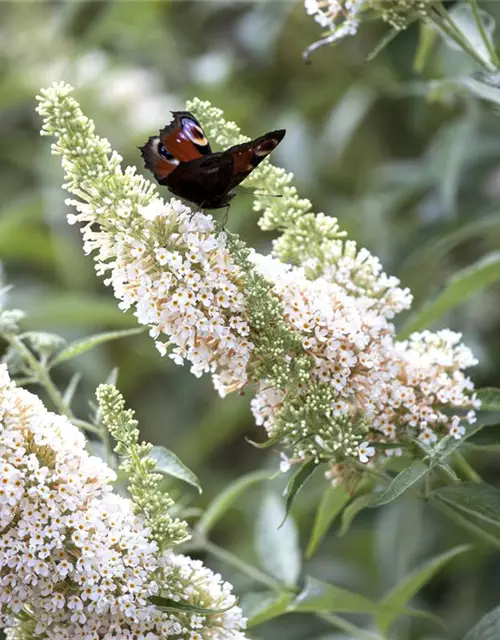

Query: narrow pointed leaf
339;493;374;535
306;484;350;557
243;591;293;627
62;372;81;407
291;576;378;614
400;252;500;338
465;605;500;640
431;499;500;550
432;483;500;527
24;293;137;329
196;471;270;537
414;21;438;72
370;461;429;507
256;492;301;587
282;459;317;523
477;388;500;411
376;545;470;633
150;446;201;493
433;413;500;462
446;4;496;71
50;327;144;367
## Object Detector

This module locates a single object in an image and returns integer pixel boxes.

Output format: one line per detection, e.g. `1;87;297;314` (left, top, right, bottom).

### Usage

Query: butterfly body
140;112;285;210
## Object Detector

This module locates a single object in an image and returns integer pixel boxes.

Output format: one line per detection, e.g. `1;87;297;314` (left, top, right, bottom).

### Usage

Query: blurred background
2;1;500;638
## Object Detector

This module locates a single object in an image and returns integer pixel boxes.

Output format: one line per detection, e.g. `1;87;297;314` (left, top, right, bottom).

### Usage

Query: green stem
453;452;482;482
319;613;386;640
100;422;114;465
353;461;393;485
5;334;74;419
430;3;496;71
72;418;102;436
202;539;285;593
468;0;499;66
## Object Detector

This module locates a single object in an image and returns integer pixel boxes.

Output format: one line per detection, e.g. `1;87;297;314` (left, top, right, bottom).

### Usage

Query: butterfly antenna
237;186;282;198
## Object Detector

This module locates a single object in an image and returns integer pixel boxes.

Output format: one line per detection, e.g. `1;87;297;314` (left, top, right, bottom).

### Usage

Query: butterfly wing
224;129;286;192
165;152;233;208
159;111;212;161
139;111;212;184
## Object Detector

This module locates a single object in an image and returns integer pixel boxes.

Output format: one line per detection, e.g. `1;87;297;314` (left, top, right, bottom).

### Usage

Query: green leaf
477;388;500;411
445;3;496;71
400;252;500;338
255;492;301;588
465;605;500;640
370;462;429;508
50;328;144;367
339;493;375;536
196;471;270;537
62;372;81;407
432;483;500;528
414;21;438;72
433;413;500;463
23;293;137;329
375;545;470;633
437;117;475;217
398;211;500;296
0;222;55;266
432;499;500;550
282;459;317;524
366;27;400;62
463;76;500;104
150;446;202;493
291;576;378;614
150;595;231;614
243;591;293;627
306;484;350;558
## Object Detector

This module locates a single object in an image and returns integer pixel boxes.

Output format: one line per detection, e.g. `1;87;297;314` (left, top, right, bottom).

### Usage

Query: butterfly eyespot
158;142;179;166
182;118;208;146
158;143;173;159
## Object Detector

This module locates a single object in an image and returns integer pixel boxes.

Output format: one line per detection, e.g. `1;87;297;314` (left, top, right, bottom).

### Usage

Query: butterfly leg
188;203;205;221
221;204;230;230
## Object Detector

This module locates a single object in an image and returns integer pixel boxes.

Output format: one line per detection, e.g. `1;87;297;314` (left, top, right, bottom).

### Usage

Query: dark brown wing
139;111;212;184
163;152;233;208
224;129;285;192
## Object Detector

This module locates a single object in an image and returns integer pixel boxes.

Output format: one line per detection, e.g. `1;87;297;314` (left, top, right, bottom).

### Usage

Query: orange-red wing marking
226;129;285;191
159;112;212;162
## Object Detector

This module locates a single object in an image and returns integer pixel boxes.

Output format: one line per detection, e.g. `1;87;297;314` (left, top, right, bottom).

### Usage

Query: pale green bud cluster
369;0;432;30
226;233;313;391
96;384;189;549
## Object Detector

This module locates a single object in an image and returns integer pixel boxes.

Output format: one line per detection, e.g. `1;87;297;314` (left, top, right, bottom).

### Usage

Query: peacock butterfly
139;111;285;210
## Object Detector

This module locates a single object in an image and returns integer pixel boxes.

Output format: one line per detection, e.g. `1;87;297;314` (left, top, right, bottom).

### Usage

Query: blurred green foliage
3;1;500;638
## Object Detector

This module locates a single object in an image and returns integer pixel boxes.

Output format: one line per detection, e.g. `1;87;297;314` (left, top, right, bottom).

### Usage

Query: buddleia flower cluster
0;364;247;640
303;0;433;57
305;0;363;43
37;82;479;482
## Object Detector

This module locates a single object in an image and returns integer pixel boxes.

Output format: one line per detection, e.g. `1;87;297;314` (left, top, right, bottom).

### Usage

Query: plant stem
202;539;284;593
72;418;102;436
319;613;386;640
453;452;482;482
429;3;496;71
5;334;74;419
468;0;499;66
